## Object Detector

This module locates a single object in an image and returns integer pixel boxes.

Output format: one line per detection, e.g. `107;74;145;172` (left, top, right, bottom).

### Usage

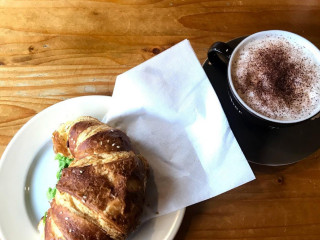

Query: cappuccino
231;34;320;121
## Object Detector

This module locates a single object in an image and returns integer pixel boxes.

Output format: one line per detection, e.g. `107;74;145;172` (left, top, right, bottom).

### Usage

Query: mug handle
207;42;234;65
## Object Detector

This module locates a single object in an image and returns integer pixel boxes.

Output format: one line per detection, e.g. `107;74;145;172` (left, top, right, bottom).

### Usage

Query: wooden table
0;1;319;239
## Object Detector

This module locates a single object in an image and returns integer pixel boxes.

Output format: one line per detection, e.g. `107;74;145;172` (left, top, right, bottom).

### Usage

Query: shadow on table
173;148;320;240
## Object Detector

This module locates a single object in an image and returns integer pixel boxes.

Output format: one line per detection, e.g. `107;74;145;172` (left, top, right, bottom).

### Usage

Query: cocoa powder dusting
233;39;319;120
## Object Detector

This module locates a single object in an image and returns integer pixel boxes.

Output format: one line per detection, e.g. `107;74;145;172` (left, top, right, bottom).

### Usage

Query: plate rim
0;95;185;240
0;95;109;168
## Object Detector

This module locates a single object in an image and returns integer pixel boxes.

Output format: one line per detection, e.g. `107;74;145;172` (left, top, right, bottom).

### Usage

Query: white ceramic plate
0;95;184;240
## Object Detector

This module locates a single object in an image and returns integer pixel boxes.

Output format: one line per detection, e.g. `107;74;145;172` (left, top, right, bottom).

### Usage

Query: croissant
38;116;149;240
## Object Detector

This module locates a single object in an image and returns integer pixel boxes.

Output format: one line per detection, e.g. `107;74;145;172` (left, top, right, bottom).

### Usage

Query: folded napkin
104;39;255;221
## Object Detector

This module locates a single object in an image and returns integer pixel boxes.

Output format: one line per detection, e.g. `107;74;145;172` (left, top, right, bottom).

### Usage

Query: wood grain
176;149;320;240
0;1;319;239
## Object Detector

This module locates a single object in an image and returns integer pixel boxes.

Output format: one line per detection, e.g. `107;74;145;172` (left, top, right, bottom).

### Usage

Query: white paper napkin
103;39;255;221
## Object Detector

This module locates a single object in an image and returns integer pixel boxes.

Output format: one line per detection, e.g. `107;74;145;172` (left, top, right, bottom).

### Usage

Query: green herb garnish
46;187;57;201
43;211;47;224
43;154;74;223
41;152;74;225
46;154;73;201
55;153;74;180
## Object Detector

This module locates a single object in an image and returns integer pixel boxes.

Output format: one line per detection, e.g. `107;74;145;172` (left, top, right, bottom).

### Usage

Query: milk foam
231;34;320;121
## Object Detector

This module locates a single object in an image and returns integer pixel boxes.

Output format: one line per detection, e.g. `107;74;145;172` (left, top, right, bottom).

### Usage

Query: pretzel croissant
39;116;149;240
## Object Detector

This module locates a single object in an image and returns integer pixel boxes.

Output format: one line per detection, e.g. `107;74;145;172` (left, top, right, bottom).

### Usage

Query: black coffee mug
207;30;320;128
208;41;235;65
